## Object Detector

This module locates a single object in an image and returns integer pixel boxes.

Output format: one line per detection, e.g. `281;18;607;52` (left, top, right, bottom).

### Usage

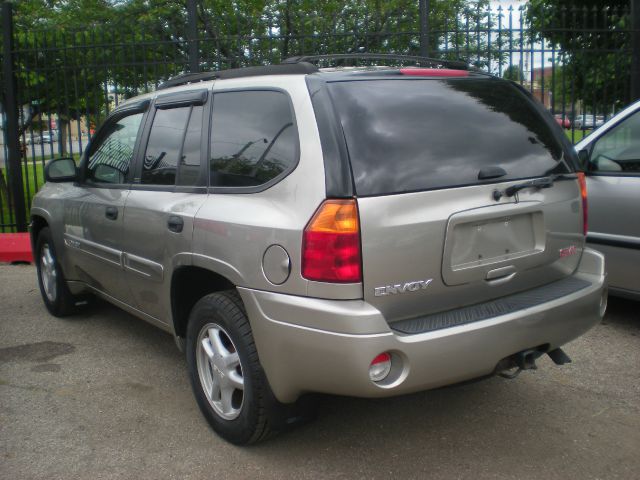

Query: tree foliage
502;64;524;82
4;0;504;147
526;0;631;110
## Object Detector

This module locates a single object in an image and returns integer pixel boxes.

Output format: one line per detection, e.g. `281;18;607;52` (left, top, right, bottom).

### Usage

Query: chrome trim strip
122;252;164;281
63;233;122;267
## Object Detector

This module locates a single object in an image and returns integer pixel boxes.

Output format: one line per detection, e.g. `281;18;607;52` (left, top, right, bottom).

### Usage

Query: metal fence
1;0;639;232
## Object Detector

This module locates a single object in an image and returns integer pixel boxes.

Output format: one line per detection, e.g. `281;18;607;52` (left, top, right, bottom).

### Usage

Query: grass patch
565;129;592;143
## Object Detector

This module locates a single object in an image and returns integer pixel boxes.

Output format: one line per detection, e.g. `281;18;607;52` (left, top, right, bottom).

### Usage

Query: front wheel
186;290;275;444
35;227;79;317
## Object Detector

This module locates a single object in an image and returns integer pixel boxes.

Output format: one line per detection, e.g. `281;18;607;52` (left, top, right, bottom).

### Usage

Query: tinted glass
328;79;569;196
142;106;190;185
87;113;143;184
177;105;203;186
210;91;297;188
590;111;640;174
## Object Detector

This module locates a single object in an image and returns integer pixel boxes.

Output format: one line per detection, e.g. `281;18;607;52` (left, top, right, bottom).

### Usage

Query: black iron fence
1;0;639;232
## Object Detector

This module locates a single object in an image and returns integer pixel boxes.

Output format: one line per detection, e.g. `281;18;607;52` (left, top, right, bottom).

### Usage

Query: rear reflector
302;199;362;283
369;353;392;382
577;172;588;236
400;68;469;77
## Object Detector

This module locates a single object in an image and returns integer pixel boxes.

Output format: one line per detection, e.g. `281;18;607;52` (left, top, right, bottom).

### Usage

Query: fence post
1;1;28;232
187;0;199;72
632;0;640;101
419;0;430;57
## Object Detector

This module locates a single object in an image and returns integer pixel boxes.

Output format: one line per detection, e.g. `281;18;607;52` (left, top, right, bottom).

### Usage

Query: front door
64;107;147;304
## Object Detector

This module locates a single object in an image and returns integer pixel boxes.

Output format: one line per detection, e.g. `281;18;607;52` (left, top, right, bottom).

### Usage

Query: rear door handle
167;215;184;233
105;206;118;220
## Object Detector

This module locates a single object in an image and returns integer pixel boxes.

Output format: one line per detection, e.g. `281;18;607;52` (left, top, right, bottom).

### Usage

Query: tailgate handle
486;266;517;284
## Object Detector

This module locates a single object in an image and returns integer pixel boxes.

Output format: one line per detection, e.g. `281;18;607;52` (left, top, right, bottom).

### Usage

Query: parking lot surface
1;264;639;480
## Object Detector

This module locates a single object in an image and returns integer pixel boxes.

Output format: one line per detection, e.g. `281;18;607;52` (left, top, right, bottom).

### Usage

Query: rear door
327;77;584;323
121;90;209;324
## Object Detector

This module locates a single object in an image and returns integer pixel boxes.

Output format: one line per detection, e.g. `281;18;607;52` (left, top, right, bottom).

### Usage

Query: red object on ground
0;233;33;263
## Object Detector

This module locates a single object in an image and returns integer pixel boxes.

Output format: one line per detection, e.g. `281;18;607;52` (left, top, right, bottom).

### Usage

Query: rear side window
142;105;203;186
327;79;570;196
210;90;298;188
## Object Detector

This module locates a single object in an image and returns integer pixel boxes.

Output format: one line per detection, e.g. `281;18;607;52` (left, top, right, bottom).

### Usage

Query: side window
590;111;640;174
86;112;143;184
210;90;298;188
142;106;191;185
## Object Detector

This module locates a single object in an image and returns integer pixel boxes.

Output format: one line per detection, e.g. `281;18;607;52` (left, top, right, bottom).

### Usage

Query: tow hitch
497;347;572;379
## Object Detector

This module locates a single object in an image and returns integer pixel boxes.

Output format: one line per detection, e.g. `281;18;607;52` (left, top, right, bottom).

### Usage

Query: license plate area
442;203;546;286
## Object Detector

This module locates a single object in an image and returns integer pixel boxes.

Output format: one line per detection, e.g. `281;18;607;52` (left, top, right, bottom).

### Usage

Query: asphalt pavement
1;264;639;480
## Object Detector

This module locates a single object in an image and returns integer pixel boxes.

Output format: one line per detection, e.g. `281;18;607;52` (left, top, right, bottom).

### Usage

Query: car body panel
576;100;640;299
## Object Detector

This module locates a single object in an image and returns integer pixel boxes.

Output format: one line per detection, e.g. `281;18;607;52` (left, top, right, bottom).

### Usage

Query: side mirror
577;149;590;171
45;157;77;183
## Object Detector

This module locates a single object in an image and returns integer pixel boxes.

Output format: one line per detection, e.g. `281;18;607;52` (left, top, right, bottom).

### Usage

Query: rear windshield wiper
493;175;560;201
504;177;554;197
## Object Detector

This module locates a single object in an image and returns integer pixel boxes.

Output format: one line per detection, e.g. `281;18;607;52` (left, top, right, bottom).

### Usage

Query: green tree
503;64;524;82
526;0;630;110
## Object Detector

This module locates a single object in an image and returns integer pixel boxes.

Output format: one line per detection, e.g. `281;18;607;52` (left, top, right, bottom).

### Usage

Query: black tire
186;290;276;445
35;227;78;317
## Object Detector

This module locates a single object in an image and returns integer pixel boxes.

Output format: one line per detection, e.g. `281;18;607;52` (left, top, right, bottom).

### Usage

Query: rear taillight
302;199;362;283
577;172;588;236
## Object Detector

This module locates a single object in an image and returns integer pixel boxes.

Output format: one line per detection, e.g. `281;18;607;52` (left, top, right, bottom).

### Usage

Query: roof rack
157;72;218;90
282;54;469;70
157;62;318;90
157;54;472;90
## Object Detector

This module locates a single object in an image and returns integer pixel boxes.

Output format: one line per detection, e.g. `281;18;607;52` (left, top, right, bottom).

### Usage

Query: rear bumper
239;248;606;403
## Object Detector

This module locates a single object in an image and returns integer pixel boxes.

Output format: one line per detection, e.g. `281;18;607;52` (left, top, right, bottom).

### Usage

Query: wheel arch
30;211;51;252
171;265;237;341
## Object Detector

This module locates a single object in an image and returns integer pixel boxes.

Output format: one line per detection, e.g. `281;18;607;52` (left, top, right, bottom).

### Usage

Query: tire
35;227;79;317
186;290;280;445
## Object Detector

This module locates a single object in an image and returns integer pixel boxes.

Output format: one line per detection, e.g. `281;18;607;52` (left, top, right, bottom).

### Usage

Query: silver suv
31;55;607;444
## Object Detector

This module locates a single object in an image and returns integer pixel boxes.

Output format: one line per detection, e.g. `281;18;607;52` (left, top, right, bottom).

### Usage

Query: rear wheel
186;290;275;444
35;227;79;316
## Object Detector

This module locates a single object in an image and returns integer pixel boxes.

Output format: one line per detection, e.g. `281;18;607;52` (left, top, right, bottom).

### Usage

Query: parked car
39;132;54;144
573;114;605;130
554;113;571;129
575;99;640;299
31;55;606;445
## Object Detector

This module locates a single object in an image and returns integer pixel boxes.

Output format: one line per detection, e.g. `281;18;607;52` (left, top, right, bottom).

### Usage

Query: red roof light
399;68;469;77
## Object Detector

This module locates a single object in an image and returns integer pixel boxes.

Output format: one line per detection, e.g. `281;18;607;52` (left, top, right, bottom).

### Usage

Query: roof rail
157;62;319;90
282;54;469;70
157;72;218;90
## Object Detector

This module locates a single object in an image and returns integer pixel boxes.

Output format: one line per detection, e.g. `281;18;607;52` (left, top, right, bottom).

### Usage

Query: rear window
327;78;570;196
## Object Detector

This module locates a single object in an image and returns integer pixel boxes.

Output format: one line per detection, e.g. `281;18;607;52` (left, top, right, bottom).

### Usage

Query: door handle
105;206;118;220
167;215;184;233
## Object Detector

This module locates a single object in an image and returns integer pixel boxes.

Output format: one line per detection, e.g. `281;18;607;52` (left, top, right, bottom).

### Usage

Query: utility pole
2;1;28;232
419;0;430;57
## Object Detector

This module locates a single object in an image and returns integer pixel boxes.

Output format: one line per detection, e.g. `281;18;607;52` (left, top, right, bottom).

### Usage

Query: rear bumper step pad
391;276;592;335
